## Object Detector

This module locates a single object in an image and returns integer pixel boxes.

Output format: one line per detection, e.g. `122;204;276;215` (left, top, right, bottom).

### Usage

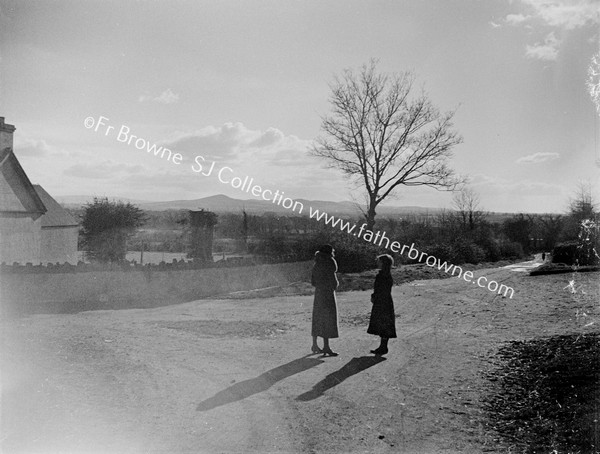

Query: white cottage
0;117;79;265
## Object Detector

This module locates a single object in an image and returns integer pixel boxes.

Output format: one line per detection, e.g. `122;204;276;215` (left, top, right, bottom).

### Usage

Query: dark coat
367;271;397;338
311;251;339;338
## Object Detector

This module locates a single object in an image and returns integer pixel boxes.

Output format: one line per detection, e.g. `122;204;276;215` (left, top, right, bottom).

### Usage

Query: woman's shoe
321;348;338;356
370;347;388;356
311;346;323;354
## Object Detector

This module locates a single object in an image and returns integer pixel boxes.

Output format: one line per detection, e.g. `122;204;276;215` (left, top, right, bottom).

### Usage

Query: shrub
473;234;502;262
423;243;455;263
552;242;578;265
451;238;487;264
296;230;381;273
80;198;147;263
499;241;525;260
419;238;492;265
551;241;599;266
249;234;293;256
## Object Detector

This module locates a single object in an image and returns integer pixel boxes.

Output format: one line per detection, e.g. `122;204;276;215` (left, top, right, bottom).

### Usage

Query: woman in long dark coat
311;244;339;356
368;254;397;355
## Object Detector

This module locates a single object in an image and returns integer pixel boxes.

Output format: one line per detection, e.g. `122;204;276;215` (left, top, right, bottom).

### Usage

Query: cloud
162;123;252;159
505;13;530;24
520;0;600;29
505;1;599;59
63;160;143;179
138;88;179;104
13;136;74;159
249;128;285;148
13;138;52;157
525;32;561;60
152;122;350;201
161;122;309;164
516;151;560;163
56;121;346;203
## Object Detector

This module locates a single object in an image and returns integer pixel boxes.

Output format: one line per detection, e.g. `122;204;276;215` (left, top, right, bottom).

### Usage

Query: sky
1;0;599;214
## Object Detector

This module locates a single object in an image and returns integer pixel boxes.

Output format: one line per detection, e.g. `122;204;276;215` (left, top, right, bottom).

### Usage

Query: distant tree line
75;184;598;270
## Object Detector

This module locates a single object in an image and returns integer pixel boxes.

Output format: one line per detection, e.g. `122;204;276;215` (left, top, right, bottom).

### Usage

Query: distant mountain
57;193;444;216
137;194;281;212
138;195;444;216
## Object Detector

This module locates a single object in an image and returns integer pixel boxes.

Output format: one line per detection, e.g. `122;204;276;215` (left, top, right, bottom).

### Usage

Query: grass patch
483;333;600;453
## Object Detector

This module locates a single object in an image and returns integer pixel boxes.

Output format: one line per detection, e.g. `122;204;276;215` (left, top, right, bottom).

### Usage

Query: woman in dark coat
311;244;339;356
368;254;397;355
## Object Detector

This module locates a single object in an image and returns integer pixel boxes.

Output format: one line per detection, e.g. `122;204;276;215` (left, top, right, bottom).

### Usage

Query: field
1;257;598;453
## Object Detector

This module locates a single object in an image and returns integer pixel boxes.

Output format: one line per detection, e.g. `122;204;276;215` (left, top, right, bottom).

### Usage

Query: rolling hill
57;194;443;217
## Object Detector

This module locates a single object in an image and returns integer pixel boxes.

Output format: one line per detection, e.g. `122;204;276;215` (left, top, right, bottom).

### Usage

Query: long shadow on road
197;355;324;411
296;356;387;401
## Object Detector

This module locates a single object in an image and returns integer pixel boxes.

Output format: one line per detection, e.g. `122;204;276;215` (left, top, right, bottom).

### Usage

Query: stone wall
0;260;312;316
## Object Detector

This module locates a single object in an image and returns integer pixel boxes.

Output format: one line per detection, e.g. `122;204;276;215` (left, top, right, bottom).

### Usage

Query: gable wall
0;215;42;264
40;226;79;264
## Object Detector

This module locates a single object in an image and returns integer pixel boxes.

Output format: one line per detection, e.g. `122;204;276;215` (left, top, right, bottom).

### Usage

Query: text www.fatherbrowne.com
308;207;515;299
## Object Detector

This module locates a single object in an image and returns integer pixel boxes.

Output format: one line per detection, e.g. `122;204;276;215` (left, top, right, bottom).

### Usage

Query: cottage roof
33;185;79;227
0;147;47;215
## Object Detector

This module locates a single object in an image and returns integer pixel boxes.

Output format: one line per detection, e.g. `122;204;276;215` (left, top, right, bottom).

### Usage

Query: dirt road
2;260;598;453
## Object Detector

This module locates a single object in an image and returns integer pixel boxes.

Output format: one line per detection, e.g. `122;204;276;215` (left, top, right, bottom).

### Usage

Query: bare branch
311;61;463;229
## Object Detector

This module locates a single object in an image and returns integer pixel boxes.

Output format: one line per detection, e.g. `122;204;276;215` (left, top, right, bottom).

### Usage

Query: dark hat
318;244;334;255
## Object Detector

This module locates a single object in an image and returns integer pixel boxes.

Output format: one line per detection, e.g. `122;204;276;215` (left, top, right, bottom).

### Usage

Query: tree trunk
365;197;377;231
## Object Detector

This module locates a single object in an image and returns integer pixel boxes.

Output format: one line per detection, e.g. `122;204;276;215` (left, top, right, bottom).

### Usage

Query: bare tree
561;182;598;241
568;182;596;221
452;187;485;231
537;214;563;251
312;60;464;230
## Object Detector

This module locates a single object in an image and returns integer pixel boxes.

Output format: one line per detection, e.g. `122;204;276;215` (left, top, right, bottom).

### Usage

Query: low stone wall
0;261;312;316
